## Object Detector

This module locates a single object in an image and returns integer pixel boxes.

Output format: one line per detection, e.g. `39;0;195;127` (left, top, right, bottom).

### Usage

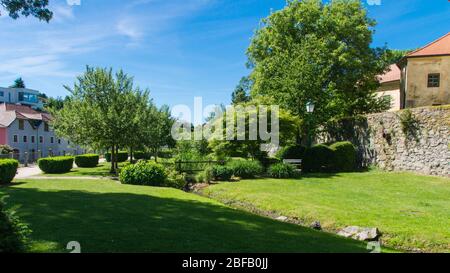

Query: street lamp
305;101;315;148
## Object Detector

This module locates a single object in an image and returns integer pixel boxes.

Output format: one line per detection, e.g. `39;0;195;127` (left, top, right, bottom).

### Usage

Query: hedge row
0;159;19;184
105;152;129;163
303;141;357;173
38;156;74;174
75;154;99;168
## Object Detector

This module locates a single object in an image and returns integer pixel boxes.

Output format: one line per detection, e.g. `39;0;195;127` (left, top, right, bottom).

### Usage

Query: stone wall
320;106;450;177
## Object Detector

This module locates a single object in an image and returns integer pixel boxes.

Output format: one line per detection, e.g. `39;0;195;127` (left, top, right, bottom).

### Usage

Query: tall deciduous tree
247;0;391;135
231;76;252;105
0;0;52;22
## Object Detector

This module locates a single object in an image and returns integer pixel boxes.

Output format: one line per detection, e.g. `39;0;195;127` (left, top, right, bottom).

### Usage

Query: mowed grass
202;171;450;252
37;163;124;177
0;179;373;253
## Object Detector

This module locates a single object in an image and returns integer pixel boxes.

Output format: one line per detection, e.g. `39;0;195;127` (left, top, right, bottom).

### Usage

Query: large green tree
51;67;153;173
247;0;391;134
1;0;52;22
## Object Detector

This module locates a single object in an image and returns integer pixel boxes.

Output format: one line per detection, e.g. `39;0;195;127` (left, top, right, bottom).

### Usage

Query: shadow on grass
2;182;369;253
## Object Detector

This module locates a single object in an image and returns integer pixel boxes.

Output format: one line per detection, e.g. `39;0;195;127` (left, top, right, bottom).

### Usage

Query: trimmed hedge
302;144;335;173
38;156;74;174
228;160;263;179
330;141;357;172
105;152;129;163
206;165;233;181
0;196;30;253
268;163;297;178
276;145;306;160
119;161;167;186
74;154;99;168
133;151;151;160
0;159;19;184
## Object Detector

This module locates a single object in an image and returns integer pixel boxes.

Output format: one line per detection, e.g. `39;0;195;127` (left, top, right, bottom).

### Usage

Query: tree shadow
1;182;370;253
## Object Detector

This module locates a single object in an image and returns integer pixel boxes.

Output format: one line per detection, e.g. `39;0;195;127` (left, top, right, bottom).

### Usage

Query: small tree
10;78;25;88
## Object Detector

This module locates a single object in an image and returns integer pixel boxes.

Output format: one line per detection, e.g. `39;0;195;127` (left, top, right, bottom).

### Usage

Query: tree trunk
110;145;116;174
115;146;119;170
130;147;133;164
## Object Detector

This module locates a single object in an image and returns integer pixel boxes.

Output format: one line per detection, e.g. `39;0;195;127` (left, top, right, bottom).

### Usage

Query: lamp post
306;101;315;148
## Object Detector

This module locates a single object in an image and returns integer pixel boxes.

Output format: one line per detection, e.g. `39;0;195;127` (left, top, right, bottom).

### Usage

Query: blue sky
0;0;449;109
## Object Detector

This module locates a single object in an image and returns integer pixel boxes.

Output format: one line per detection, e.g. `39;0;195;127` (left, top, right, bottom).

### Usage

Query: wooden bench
283;159;302;169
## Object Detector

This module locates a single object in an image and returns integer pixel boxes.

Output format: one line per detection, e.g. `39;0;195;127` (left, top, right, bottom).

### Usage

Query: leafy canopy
0;0;52;22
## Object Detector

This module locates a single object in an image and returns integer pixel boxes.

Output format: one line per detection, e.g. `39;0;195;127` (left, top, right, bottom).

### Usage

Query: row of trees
51;67;175;173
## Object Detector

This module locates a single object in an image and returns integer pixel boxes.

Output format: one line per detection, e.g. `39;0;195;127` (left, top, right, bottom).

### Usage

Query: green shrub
276;145;306;160
268;163;297;178
228;160;263;179
74;154;99;168
105;152;129;163
165;169;186;190
0;196;31;253
329;141;357;172
207;165;233;181
133;151;151;160
38;156;74;174
302;144;335;173
197;168;213;183
0;159;19;184
119;161;167;186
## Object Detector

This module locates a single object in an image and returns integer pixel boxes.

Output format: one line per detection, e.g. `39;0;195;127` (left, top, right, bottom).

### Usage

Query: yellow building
377;32;450;111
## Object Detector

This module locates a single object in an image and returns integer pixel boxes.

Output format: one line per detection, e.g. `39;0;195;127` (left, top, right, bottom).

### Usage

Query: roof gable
407;32;450;58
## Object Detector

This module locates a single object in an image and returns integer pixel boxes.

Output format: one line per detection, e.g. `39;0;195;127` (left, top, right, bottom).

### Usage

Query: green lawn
38;163;122;177
202;171;450;252
0;178;375;253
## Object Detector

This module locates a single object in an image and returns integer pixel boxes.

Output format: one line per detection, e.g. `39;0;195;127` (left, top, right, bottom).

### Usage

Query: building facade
0;88;84;162
377;32;450;111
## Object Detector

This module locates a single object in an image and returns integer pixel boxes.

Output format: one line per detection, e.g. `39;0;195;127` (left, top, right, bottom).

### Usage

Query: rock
338;226;380;241
310;221;322;230
275;216;288;222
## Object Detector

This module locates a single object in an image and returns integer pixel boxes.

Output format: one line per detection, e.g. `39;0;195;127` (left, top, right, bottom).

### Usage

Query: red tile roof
379;64;401;83
407;32;450;58
0;103;52;127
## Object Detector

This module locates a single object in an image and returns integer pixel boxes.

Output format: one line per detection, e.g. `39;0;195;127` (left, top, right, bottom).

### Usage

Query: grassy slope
1;179;372;253
203;171;450;252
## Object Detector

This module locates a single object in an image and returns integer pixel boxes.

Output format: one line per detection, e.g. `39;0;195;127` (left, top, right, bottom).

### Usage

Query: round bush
119;161;167;186
0;159;19;184
302;144;335;173
105;152;129;163
227;160;263;179
329;141;357;172
207;165;233;181
276;145;306;160
38;156;74;174
74;154;99;168
268;163;297;178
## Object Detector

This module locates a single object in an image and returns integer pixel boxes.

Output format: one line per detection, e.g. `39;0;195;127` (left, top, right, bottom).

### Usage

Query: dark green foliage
329;142;357;172
0;196;31;253
38;156;74;174
133;151;151;160
105;152;129;163
268;163;297;178
9;77;26;88
119;161;167;187
1;0;53;22
276;145;306;160
74;154;99;168
157;149;173;159
0;159;19;184
231;76;252;104
260;157;281;171
303;144;335;173
207;165;233;181
227;160;263;179
399;109;420;139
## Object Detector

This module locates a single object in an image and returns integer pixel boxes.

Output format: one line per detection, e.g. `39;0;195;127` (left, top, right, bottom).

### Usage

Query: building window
44;122;49;132
19;120;25;130
13;135;18;143
58;139;61;144
23;136;27;143
31;136;35;143
50;137;54;144
18;92;39;103
428;73;440;88
0;91;4;97
39;136;44;143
